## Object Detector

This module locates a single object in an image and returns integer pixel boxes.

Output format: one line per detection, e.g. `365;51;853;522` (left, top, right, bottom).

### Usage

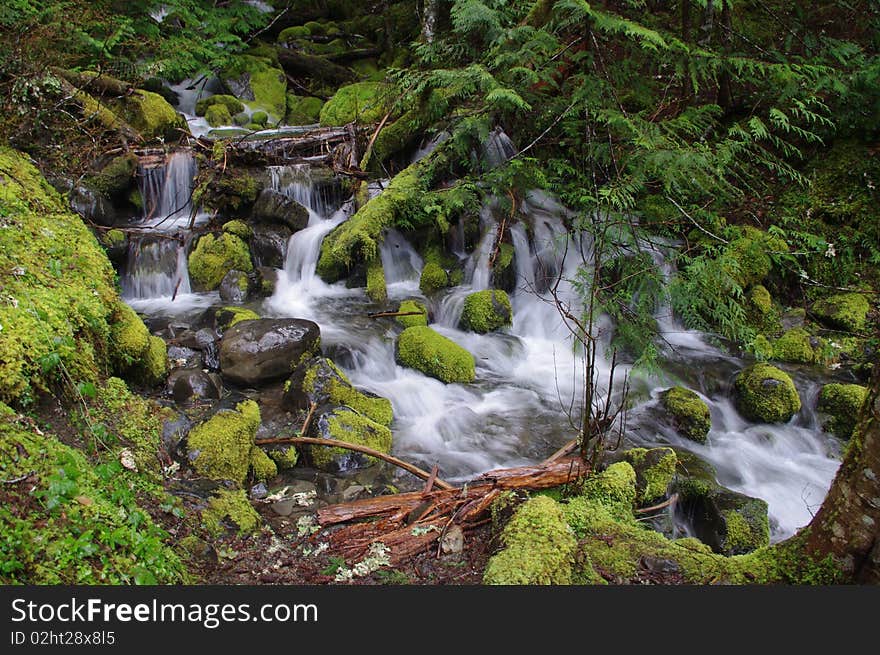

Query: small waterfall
483;127;517;169
122;150;207;311
380;229;423;298
267;164;344;218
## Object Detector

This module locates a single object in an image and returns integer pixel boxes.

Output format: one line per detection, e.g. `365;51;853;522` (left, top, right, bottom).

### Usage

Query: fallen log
278;49;357;86
207;126;367;167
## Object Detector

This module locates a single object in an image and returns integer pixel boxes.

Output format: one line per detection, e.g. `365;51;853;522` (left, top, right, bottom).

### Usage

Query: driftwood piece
210;126;366;167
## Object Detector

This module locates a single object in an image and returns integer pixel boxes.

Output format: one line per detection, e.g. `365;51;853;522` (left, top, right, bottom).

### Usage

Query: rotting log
277;49;357;86
199;126;368;168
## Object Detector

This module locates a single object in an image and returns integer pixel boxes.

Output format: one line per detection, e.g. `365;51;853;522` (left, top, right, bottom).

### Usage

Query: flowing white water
118;144;841;542
123;150;214;314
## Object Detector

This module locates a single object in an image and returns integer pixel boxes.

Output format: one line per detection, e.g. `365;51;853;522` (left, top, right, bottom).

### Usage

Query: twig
635;493;679;514
666;195;729;244
300;401;318;437
1;471;34;484
542;438;579;464
423;464;439;493
367;310;424;319
254;436;454;490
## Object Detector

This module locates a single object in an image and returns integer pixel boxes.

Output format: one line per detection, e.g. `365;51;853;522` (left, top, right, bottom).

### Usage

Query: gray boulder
219;318;320;386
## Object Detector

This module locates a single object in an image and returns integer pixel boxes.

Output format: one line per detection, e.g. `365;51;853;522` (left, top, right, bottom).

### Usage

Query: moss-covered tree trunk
800;364;880;582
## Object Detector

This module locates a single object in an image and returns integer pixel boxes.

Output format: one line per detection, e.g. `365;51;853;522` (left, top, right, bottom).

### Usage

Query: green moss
205;103;232;127
84;153;138;197
419;261;449;294
195;94;245;117
812;292;871;333
202;489;261;536
279;25;311;41
396;300;428;328
110;303;150;368
395;326;475;384
723;510;769;554
186;400;261;485
724;227;787;288
320;82;389;126
750;334;774;361
622;448;677;504
197;170;261;214
303;20;325;35
128;188;143;210
222;55;287;121
317;160;430;281
734;363;801;423
366;257;387;302
267;445;299;469
124;89;187;140
101;228;126;248
660;387;711;443
222;219;252;240
188;232;253;290
771;328;820;364
483;496;577;585
311;409;393;470
746;284;780;332
285;94;324;124
137;335;168;386
299;357;393;426
250;447;278;481
251;110;268;126
0;403;186;584
460;290;513;334
215;306;260;330
364;91;447;169
818;383;868;439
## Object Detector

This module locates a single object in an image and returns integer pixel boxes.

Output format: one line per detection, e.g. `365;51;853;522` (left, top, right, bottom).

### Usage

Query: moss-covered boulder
483;495;576;585
419;261;448;294
222;219;252;240
107;303;167;386
621;447;677;504
771;327;821;364
124;89;188;140
734;363;801;423
195;94;245;117
675;478;770;556
284;356;393;427
215;306;260;332
818;383;868;439
188;232;253;291
724;226;788;288
460;290;513;333
196;169;261;215
84;153;139;199
185;400;262;485
745;284;780;332
309;406;393;472
278;25;311;42
222;55;287;121
286;94;324;124
218;269;254;304
396;299;428;328
99;228;128;263
205;103;232;127
366;257;387;302
319;82;389;126
660;387;711;444
812;292;871;333
202;489;261;536
396;326;475;384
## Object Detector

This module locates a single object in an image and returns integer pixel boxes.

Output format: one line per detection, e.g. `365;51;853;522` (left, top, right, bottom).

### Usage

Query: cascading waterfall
119;135;840;543
122;150;211;313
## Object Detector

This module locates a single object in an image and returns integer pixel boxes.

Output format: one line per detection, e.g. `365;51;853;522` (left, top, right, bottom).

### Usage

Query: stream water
122;147;842;543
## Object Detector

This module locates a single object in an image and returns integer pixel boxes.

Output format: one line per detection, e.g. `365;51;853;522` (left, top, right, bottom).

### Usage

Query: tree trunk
716;0;733;111
801;365;880;582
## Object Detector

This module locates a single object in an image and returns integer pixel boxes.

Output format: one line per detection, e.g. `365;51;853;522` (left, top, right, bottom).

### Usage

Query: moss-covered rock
196;169;261;215
309;407;393;472
660;387;711;443
250;446;278;481
285;356;393;427
396;299;428;328
84;153;139;198
195;94;245;117
724;227;788;288
734;363;801;423
267;445;299;469
365;257;387;302
621;447;677;505
110;303;150;368
396;326;475;384
137;335;168;386
746;284;780;332
222;219;252;240
460;290;513;334
121;89;187;140
202;489;261;536
188;232;253;291
215;306;261;331
286;94;324;125
186;400;261;485
319;82;389;126
818;383;868;439
771;327;821;364
812;292;871;333
483;495;576;585
222;55;287;121
278;25;311;42
0;402;186;584
419;261;448;294
251;110;269;126
205;103;232;127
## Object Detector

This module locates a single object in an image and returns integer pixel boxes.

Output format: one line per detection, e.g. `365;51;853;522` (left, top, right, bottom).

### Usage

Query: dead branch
367;310;425;319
